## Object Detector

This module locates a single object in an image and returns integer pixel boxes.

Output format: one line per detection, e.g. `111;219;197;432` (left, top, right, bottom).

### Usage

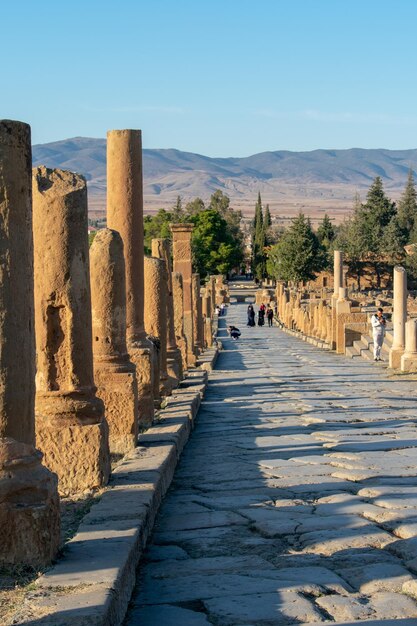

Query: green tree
266;213;324;283
252;192;266;279
316;213;336;270
185;197;205;216
264;204;272;228
317;214;335;246
357;176;396;287
172;195;185;222
190;209;241;277
143;208;172;254
397;169;417;239
380;216;407;266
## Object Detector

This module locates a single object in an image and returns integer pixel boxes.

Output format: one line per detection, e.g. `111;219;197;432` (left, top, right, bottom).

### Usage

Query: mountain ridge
32;137;417;218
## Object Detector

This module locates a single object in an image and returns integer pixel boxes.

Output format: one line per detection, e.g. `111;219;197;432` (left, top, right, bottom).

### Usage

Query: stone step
345;345;361;358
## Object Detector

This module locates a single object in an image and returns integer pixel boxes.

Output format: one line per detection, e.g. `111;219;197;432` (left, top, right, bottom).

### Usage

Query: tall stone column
389;266;407;369
192;274;203;354
202;293;213;348
171;224;196;365
90;229;138;455
151;238;182;382
331;250;344;349
106;129;154;426
144;256;173;398
0;120;60;567
33;167;110;495
401;319;417;372
172;272;188;370
208;275;216;314
333;251;343;300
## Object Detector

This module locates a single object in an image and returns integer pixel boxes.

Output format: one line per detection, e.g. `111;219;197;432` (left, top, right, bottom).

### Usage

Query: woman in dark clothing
258;307;265;326
266;306;274;327
228;325;241;340
247;304;256;327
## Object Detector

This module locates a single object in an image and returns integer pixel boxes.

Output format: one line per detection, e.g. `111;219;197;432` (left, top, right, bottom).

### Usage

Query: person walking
266;306;274;327
371;307;386;361
220;303;226;316
247;304;256;327
258;306;265;326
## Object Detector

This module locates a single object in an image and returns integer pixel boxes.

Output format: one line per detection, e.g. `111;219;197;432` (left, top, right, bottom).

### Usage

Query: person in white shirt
371;307;386;361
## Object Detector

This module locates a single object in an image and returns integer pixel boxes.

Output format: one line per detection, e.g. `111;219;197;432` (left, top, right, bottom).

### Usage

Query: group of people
227;302;275;343
215;303;227;316
247;303;274;327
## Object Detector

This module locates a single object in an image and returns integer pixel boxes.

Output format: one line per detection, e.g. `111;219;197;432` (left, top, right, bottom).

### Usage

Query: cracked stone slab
203;591;323;624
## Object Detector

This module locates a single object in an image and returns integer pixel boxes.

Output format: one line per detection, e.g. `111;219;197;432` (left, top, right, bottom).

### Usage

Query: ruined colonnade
0;119;220;567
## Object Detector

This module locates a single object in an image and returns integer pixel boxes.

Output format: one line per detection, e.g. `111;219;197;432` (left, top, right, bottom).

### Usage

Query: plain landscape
32;137;417;221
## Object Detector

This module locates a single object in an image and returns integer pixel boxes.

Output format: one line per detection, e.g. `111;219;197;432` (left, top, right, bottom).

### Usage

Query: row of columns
0;121;217;567
276;249;417;373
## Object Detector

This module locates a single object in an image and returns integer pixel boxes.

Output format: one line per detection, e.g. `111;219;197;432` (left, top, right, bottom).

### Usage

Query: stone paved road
125;303;417;625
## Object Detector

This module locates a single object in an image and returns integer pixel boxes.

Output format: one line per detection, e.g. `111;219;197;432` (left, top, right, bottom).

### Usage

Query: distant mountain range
32;137;417;219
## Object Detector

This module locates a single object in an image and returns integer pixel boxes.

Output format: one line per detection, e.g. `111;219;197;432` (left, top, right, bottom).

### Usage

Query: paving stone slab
203;591;323;625
20;354;217;626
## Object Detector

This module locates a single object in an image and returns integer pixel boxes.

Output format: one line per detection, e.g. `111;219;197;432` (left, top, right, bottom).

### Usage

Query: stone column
389;266;407;369
0;120;60;567
335;287;352;354
331;250;344;349
107;129;154;426
208;275;216;314
33;167;110;495
333;250;344;300
144;256;173;398
202;293;213;347
192;274;203;354
401;319;417;372
90;229;138;455
171;224;196;365
151;238;182;382
172;272;188;370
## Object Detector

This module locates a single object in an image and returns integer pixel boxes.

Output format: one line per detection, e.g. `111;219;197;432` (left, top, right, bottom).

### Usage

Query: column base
401;353;417;372
94;364;138;457
0;438;60;567
129;343;155;428
389;347;404;369
167;347;183;382
205;319;213;348
36;391;110;496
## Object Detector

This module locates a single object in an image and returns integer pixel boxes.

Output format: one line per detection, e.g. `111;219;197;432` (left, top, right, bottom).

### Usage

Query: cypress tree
397;169;417;239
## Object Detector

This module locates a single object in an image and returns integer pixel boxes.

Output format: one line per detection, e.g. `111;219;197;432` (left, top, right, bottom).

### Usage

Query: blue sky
2;0;417;155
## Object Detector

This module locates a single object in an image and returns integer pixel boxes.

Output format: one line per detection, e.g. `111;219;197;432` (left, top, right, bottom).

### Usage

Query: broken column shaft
33;166;110;495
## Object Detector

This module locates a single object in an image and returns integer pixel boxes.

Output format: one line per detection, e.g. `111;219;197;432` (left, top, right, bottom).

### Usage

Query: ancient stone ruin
107;129;155;426
0;120;60;566
171;223;196;366
33;166;110;495
90;228;138;455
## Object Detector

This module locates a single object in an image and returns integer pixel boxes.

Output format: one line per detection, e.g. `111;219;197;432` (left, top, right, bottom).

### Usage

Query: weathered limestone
0;120;60;567
107;129;154;426
401;319;417;372
33;166;110;495
331;250;344;349
90;229;138;455
171;224;196;365
172;272;188;370
333;250;344;299
144;256;173;398
208;275;217;314
389;266;407;369
202;294;213;347
151;238;182;382
192;274;203;354
335;288;353;353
